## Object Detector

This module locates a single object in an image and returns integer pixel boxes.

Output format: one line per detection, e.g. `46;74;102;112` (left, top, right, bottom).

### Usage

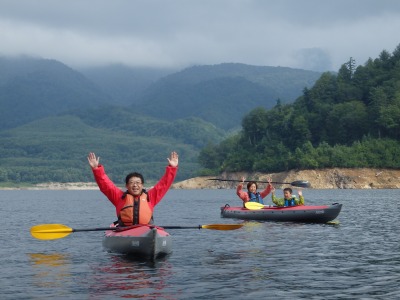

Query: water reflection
89;254;175;299
28;252;71;289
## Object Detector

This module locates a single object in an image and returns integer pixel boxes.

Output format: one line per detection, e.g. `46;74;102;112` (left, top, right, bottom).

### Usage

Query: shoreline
0;182;100;190
1;168;399;190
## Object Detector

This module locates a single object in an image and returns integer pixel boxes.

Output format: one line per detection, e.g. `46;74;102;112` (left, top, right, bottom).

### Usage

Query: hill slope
79;64;176;106
0;56;110;129
134;63;321;130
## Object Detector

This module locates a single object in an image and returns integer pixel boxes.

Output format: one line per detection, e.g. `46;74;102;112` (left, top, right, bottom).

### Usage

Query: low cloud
1;0;400;71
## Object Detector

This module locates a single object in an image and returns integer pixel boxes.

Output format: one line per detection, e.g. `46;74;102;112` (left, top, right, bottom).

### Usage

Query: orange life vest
118;192;153;226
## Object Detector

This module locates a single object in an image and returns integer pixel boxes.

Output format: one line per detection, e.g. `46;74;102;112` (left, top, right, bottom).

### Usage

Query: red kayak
220;203;342;223
102;224;172;260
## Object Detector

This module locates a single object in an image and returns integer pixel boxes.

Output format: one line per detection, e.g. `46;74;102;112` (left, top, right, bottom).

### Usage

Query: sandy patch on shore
0;182;100;190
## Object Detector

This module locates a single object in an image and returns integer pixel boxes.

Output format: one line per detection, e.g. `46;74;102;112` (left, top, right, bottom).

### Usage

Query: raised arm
148;152;179;207
236;177;249;202
297;190;304;205
260;176;273;198
271;187;284;207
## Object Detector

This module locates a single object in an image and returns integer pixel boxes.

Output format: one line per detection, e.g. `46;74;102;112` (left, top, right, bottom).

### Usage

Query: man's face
126;176;143;196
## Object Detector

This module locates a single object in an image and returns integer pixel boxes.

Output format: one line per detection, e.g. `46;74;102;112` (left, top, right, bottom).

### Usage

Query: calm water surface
0;189;399;299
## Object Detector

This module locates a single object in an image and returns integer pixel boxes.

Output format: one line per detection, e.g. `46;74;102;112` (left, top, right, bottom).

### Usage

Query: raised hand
87;152;100;169
167;151;179;167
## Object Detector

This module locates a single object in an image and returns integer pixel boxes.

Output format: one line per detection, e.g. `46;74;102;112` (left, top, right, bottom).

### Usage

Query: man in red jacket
87;151;178;226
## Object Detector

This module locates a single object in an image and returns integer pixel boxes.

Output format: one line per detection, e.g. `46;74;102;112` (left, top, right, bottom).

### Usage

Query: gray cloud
293;48;332;72
1;0;399;71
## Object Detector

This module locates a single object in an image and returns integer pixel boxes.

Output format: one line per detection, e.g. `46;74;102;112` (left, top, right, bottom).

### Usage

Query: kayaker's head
125;172;144;196
247;181;258;193
283;188;292;199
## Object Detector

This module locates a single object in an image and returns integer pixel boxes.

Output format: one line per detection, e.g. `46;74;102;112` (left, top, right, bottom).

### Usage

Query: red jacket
92;165;178;217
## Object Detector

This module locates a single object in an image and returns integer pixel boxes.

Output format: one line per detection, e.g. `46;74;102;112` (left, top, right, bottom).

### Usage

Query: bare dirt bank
172;168;400;189
1;168;399;190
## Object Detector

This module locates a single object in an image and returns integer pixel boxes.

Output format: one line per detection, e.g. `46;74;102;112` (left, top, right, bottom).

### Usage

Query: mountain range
0;56;322;183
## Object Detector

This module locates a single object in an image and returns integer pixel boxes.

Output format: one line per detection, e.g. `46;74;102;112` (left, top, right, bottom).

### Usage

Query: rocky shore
172;168;400;189
1;168;399;190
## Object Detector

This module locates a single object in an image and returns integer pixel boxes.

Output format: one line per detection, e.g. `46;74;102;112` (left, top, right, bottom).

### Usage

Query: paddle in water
30;223;244;240
208;178;311;188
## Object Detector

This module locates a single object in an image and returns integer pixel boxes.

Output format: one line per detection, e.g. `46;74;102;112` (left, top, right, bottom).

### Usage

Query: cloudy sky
1;0;399;72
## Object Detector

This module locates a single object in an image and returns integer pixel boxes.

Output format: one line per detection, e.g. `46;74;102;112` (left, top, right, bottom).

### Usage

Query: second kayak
220;203;342;223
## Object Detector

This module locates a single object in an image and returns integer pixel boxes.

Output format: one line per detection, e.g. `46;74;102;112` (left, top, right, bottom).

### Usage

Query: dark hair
283;187;292;194
125;172;144;185
246;181;258;190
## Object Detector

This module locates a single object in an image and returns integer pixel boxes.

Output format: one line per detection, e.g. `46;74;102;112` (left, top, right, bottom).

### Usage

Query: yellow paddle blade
245;202;265;210
30;224;73;240
326;220;340;225
200;224;243;230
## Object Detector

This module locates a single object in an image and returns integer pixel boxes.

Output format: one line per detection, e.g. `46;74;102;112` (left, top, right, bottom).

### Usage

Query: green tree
325;101;368;145
241;107;269;146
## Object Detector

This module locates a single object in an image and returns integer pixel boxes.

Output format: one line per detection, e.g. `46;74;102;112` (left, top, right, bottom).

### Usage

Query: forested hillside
199;44;400;174
0;115;202;183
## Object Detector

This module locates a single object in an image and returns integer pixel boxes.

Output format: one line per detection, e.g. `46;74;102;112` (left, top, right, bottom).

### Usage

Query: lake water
0;188;399;299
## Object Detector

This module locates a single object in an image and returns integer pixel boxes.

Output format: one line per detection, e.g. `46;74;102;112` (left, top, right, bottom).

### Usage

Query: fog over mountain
1;0;399;72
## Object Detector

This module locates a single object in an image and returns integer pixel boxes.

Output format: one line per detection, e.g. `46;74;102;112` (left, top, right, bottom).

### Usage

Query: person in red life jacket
236;176;273;207
87;151;178;226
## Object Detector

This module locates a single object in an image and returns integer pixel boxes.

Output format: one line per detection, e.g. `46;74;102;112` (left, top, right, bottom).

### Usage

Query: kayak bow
102;224;172;260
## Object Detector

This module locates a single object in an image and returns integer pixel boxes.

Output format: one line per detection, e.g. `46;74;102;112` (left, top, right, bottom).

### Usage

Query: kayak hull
102;225;172;260
220;203;342;223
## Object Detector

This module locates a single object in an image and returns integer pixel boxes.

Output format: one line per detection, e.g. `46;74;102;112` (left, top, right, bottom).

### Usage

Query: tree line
199;44;400;174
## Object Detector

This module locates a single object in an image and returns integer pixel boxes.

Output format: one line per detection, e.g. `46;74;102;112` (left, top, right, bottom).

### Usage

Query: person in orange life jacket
236;176;273;207
271;187;304;207
87;151;178;226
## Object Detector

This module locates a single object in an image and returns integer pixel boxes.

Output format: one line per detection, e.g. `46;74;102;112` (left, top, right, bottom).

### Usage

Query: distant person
236;176;273;207
271;187;304;207
87;151;178;226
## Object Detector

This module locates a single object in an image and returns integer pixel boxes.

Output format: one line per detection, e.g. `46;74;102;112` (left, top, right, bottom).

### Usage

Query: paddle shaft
208;178;310;188
74;225;228;230
73;227;116;232
30;223;243;240
70;225;244;231
213;179;290;184
42;226;207;232
162;226;202;229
